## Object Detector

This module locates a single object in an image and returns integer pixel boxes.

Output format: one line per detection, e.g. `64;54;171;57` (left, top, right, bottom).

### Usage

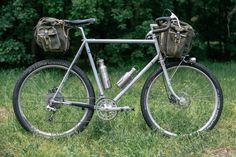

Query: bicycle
13;12;223;138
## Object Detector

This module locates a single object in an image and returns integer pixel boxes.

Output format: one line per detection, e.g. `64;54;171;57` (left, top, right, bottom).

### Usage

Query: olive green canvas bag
34;17;70;52
159;20;195;58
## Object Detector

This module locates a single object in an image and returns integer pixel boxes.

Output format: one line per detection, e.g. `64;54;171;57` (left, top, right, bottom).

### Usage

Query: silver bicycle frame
52;25;180;105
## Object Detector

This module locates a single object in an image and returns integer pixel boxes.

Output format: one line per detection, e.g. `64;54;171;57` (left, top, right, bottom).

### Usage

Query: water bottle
98;59;111;89
116;67;136;89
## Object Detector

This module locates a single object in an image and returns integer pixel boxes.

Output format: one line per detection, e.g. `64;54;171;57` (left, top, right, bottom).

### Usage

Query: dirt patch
0;107;9;122
207;148;236;157
218;122;236;130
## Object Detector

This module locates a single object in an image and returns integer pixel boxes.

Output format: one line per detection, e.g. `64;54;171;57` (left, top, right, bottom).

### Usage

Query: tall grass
0;62;236;157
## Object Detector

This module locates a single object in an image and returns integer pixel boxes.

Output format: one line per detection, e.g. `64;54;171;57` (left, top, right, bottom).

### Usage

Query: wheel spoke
13;61;94;138
142;63;222;136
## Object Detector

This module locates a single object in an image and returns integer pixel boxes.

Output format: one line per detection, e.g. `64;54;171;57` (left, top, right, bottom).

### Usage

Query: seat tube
79;28;104;96
85;42;104;96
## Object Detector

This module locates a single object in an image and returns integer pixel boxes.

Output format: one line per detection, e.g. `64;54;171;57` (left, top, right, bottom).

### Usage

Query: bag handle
153;17;171;33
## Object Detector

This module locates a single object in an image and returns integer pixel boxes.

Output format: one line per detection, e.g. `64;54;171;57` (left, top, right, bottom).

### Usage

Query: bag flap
37;27;57;36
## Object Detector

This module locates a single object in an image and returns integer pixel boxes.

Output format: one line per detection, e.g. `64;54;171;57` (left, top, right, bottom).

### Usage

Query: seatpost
79;27;87;39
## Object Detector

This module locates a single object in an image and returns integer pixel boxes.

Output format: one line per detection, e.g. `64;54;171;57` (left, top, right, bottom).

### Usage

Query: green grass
0;62;236;157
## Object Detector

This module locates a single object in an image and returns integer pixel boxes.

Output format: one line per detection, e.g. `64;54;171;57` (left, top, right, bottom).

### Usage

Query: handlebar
152;17;171;33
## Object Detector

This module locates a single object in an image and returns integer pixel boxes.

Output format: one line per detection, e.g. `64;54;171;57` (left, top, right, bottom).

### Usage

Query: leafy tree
70;0;155;65
0;0;235;66
0;0;72;65
0;0;37;65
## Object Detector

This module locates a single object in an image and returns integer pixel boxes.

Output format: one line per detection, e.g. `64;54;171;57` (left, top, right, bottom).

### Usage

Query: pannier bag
158;20;195;58
34;17;70;52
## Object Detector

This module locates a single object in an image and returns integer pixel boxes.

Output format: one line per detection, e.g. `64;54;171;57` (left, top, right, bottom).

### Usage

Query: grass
0;61;236;157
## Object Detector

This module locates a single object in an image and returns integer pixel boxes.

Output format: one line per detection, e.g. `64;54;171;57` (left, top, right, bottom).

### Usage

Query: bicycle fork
152;33;181;102
159;58;182;103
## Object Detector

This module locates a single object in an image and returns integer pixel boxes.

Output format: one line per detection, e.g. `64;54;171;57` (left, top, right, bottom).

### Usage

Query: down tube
113;54;159;102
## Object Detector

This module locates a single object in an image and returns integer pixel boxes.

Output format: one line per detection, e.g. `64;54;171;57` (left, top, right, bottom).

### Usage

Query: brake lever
145;30;153;39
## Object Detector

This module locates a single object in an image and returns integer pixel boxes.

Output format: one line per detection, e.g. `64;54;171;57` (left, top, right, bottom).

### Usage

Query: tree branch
227;5;236;37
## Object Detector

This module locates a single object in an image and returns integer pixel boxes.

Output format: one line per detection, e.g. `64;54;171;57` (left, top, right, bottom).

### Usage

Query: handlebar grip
153;17;171;33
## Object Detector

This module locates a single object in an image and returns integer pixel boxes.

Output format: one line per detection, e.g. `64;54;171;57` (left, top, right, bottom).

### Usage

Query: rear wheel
13;59;95;138
141;62;223;136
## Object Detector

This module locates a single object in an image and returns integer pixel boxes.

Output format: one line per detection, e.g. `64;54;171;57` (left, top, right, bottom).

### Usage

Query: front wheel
13;60;95;138
141;62;223;136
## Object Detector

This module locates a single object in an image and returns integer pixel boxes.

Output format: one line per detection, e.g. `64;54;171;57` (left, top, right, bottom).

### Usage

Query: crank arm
46;105;57;112
97;106;134;112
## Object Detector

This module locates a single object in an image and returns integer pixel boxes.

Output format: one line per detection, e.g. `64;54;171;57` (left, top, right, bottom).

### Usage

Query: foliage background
0;1;236;156
0;0;235;66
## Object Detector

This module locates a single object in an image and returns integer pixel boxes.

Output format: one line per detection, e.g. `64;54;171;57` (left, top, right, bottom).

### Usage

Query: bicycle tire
13;59;95;138
141;62;223;136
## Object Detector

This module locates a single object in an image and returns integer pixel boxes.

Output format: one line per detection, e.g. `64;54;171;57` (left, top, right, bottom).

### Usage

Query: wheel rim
18;65;91;137
146;65;219;136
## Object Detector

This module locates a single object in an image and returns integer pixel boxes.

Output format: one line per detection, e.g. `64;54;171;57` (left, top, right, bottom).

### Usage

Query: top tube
79;26;156;44
84;39;155;44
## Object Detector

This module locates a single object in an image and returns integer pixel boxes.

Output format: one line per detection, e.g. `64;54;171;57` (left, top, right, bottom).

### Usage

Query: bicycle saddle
64;18;96;27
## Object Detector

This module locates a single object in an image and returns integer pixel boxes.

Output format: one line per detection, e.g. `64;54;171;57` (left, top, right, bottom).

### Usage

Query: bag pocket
37;26;61;52
158;21;195;58
166;30;187;57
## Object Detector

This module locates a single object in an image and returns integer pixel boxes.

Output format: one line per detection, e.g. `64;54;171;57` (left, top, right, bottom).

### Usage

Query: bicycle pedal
120;106;135;112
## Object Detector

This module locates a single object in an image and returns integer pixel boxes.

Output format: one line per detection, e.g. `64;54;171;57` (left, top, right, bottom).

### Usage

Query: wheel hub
46;88;64;111
178;92;191;107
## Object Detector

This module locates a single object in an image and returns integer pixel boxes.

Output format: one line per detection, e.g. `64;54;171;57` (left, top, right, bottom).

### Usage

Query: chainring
95;98;118;121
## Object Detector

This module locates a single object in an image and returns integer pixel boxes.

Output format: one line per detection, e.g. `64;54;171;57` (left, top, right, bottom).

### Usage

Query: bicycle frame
51;25;180;108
